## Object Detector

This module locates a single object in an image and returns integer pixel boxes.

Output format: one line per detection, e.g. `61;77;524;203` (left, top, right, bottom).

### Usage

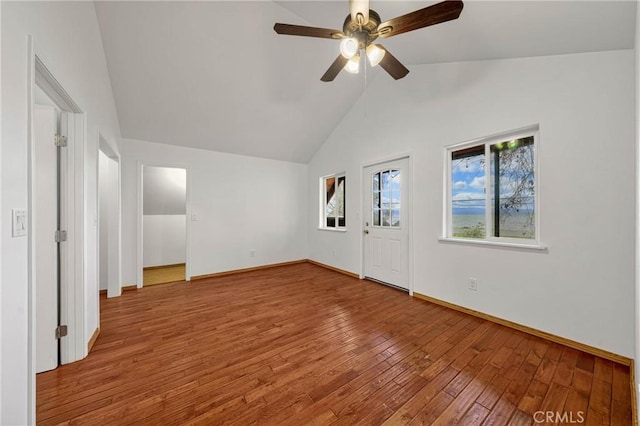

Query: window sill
438;237;548;252
318;227;347;233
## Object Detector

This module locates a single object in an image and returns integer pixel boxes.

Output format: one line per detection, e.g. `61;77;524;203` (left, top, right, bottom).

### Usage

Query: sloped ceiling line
94;1;636;164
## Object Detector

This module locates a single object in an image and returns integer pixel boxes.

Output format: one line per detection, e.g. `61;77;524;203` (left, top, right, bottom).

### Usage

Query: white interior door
34;105;59;373
363;158;410;290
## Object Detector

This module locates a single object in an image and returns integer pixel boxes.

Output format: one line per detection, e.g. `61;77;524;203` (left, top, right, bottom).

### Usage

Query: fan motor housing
342;9;381;48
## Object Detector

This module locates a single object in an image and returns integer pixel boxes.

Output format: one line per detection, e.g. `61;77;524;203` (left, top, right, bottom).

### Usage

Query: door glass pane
390;170;400;192
382;171;391;212
391;191;400;208
391;209;400;227
382;209;390;226
372;172;382;226
381;191;390;210
381;171;390;192
372;169;401;228
390;170;401;227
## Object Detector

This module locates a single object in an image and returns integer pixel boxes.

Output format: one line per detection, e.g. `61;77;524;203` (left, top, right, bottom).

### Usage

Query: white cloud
453;181;467;189
452;192;484;201
469;176;485;189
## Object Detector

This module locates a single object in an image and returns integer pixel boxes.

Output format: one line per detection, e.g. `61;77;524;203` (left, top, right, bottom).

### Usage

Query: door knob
363;230;369;234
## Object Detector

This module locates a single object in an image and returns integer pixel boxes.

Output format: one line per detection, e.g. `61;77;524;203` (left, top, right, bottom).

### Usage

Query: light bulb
366;44;386;67
340;38;359;59
345;54;360;74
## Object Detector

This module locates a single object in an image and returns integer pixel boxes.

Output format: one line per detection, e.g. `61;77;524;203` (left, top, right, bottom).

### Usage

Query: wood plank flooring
36;263;633;425
143;264;186;286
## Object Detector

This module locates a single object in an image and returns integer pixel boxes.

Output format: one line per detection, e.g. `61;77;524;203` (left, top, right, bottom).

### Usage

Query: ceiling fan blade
377;47;409;80
321;55;349;82
274;23;344;39
350;0;370;24
377;0;463;39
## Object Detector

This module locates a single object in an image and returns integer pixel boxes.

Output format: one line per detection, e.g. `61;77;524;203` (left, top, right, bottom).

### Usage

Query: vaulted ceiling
94;1;637;163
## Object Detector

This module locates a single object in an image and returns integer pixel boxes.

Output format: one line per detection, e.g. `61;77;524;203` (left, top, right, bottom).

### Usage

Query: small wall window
321;174;346;229
447;127;538;244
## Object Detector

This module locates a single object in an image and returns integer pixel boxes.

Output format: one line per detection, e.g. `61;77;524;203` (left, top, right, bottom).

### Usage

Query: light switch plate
12;209;27;237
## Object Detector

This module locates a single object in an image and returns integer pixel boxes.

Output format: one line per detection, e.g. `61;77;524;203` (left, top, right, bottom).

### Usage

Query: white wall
1;2;121;423
121;139;308;285
143;215;186;267
308;50;636;358
143;166;186;215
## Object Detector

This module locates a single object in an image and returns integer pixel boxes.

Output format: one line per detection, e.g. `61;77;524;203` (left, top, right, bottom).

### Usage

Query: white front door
34;105;59;373
363;158;410;290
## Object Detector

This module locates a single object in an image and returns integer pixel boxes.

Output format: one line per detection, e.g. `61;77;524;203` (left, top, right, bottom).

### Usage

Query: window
372;169;401;227
447;128;538;243
321;174;346;229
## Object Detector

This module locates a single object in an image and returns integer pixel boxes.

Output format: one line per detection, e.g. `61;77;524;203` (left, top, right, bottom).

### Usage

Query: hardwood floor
37;263;633;425
143;263;186;286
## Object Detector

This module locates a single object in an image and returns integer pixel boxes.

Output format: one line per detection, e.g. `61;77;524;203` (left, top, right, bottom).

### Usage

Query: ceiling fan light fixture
350;0;369;24
366;44;385;67
273;0;464;82
340;38;359;59
345;53;360;74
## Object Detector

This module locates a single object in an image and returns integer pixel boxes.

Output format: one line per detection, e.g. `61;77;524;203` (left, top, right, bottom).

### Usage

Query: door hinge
55;230;67;243
55;325;68;339
54;134;67;147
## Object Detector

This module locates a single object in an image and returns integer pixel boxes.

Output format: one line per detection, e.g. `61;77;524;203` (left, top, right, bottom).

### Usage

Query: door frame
27;41;87;423
360;153;414;295
136;161;192;287
97;133;122;299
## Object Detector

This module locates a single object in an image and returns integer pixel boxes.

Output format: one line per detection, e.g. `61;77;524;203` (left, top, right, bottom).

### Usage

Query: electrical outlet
250;250;255;258
468;278;478;291
332;249;336;256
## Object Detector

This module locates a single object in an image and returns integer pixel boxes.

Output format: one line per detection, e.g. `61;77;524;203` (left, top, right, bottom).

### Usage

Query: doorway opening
140;165;188;286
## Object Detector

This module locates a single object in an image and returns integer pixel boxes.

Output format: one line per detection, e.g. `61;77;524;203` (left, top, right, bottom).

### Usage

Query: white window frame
319;173;346;231
443;126;544;249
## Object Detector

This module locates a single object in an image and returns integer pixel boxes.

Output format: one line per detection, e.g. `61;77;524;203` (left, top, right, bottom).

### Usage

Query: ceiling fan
273;0;464;82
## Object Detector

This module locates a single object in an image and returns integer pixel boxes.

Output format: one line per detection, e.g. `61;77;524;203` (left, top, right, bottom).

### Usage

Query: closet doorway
141;165;188;286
